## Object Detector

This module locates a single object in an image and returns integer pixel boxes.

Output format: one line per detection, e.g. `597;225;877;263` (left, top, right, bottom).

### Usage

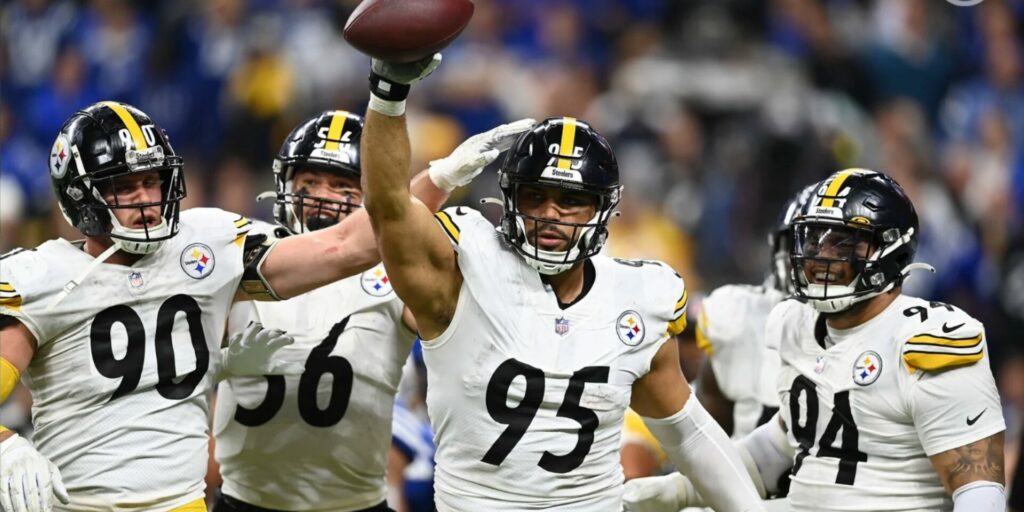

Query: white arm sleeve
952;481;1005;511
642;396;766;512
737;413;795;496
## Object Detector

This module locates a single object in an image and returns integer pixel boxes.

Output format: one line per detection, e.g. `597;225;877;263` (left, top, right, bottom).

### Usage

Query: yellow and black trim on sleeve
434;211;461;245
694;307;713;356
232;215;253;247
903;333;984;372
667;289;688;336
0;282;21;312
0;357;20;403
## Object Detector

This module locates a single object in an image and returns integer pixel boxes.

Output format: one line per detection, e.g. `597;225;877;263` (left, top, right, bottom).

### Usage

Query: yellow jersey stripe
695;309;713;355
103;101;148;150
0;295;22;311
434;211;461;244
0;283;14;292
821;168;856;207
233;233;247;247
1;357;20;403
168;498;207;512
907;333;983;349
667;314;687;337
325;111;348;151
904;350;983;372
234;217;252;229
674;289;688;313
556;117;577;170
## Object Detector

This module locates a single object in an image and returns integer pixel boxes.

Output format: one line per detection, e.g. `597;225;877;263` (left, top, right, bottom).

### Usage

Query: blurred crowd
3;0;1024;485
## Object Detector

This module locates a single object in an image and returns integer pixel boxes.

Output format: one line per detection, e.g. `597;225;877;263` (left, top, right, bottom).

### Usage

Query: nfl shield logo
555;317;570;336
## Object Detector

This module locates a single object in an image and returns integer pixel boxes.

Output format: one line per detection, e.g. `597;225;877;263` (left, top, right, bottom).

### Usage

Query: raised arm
360;58;462;340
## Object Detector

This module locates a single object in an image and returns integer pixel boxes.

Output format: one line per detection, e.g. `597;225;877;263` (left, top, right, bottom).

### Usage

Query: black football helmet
268;110;363;233
769;183;817;294
790;168;921;313
497;117;621;274
49;101;185;254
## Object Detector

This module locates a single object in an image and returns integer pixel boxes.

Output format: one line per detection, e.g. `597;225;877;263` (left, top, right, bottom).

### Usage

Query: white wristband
952;481;1005;511
369;93;406;117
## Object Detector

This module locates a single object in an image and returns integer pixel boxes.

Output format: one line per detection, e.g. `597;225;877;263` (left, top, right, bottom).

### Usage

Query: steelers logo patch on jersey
361;265;393;297
853;350;882;386
616;310;646;346
180;243;215;279
50;134;71;178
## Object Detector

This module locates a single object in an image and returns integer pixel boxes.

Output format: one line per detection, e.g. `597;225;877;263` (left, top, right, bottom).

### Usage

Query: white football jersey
696;283;784;438
0;208;250;511
767;295;1005;511
424;207;688;511
214;221;413;511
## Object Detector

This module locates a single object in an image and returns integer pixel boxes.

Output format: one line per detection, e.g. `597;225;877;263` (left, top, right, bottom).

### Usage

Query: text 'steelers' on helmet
497;117;622;275
789;168;921;313
270;110;364;233
769;183;817;294
50;101;186;255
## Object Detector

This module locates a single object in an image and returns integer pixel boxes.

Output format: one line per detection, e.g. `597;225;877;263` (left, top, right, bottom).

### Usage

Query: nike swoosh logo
967;409;986;426
942;322;965;333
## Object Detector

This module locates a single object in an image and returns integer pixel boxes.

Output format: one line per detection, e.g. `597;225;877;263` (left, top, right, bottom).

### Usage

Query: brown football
343;0;475;63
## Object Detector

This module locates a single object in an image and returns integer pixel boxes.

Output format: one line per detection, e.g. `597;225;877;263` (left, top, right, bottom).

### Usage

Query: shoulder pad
899;299;985;372
698;285;761;356
612;258;688;336
181;207;253;247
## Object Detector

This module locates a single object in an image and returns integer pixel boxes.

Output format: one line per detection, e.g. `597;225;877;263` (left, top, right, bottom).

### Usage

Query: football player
211;110;533;512
0;101;447;512
623;169;1007;512
357;55;764;511
621;184;816;483
695;183;816;439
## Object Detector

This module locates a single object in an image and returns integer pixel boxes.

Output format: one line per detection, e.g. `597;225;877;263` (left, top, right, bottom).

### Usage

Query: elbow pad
240;233;283;301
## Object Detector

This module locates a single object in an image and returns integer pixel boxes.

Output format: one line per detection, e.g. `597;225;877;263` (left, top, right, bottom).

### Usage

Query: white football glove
428;118;537;192
371;53;442;85
622;473;701;512
0;433;70;512
218;322;304;381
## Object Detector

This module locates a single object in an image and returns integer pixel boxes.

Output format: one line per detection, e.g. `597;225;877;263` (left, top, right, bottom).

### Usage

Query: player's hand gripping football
219;322;304;380
0;433;70;512
371;53;442;85
428;119;537;192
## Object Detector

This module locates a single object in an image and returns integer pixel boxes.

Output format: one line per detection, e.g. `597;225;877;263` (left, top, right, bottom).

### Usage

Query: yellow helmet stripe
556;117;578;170
103;101;148;150
325;111;348;151
821;168;857;207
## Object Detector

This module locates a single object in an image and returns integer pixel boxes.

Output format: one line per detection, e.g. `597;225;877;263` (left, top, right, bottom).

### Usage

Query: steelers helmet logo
853;350;882;386
180;243;215;279
361;264;393;297
616;310;645;346
50;134;71;178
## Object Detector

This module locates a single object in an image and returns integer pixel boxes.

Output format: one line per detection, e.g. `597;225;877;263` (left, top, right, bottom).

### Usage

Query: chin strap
47;241;123;312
